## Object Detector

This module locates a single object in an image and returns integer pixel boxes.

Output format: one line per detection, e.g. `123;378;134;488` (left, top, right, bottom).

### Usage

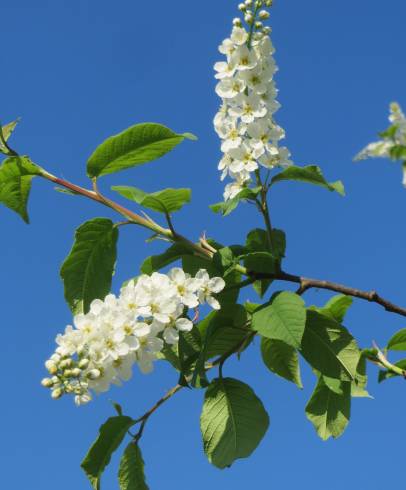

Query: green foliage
81;416;135;490
0;156;41;223
261;337;303;388
252;292;306;349
389;144;406;160
210;186;261;216
387;328;406;351
140;243;192;274
0;119;19;154
300;310;360;381
243;251;278;274
118;443;149;490
87;123;195;178
378;359;406;382
271;165;345;196
311;295;353;323
111;186;191;214
351;355;371;398
305;377;351;440
60;218;118;313
200;377;269;468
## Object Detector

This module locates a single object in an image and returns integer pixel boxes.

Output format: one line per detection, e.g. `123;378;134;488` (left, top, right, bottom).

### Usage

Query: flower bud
41;377;54;388
255;21;263;29
51;388;63;399
259;10;270;19
63;369;73;377
78;358;90;369
244;13;254;24
233;17;242;27
50;353;61;363
87;369;101;380
60;358;73;369
238;3;247;11
45;360;58;375
245;0;253;5
71;368;82;378
265;0;273;6
263;26;271;34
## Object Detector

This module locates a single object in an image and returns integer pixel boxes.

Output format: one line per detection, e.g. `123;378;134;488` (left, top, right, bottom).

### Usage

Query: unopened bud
265;0;273;6
41;377;54;388
87;369;101;380
245;13;254;24
51;388;63;400
263;26;271;34
50;353;61;363
78;358;90;369
60;358;73;369
238;3;247;11
255;21;263;29
233;17;242;27
45;360;58;375
245;0;253;5
63;369;73;377
259;10;270;19
71;368;82;378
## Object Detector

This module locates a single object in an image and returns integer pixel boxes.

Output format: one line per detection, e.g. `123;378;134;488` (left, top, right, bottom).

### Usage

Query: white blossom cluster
41;268;225;406
355;102;406;186
214;1;292;201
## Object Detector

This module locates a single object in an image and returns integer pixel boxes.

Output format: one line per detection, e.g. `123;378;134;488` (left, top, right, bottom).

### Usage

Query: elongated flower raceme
41;268;225;406
214;1;292;201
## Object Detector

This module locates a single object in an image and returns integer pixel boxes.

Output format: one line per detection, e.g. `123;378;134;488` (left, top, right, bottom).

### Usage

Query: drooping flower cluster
214;1;292;201
355;102;406;186
41;268;225;406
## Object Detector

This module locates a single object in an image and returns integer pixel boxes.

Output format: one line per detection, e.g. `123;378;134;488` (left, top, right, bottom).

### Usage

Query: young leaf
243;251;278;275
351;355;371;398
0;156;42;223
252;292;306;349
87;123;195;178
271;165;345;196
0;118;19;154
200;377;269;469
140;243;192;274
210;186;261;216
246;228;286;259
60;218;118;314
387;328;406;351
81;416;135;490
305;377;351;441
118;443;149;490
111;186;191;214
261;337;303;388
317;295;353;323
378;359;406;383
300;310;360;381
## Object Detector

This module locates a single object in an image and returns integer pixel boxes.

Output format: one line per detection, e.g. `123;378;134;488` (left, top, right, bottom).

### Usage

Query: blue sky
2;0;406;488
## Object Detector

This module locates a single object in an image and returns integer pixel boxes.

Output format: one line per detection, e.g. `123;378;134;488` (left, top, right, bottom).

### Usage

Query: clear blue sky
2;0;406;488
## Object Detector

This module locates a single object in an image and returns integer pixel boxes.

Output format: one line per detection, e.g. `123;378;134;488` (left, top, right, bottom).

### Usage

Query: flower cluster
214;1;292;201
355;102;406;186
41;268;225;406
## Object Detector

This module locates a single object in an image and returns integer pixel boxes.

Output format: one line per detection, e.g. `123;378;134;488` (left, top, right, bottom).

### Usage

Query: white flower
229;93;267;123
230;45;258;71
168;267;200;308
214;61;236;80
195;269;226;310
215;77;246;99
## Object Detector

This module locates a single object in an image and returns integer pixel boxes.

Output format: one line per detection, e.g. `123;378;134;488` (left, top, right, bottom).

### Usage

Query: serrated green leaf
81;416;134;490
0;118;19;154
243;251;277;275
271;165;345;196
87;123;193;178
210;186;261;216
252;292;306;349
118;443;149;490
387;328;406;351
261;337;302;388
320;295;353;323
200;377;269;469
60;218;118;313
0;156;41;223
305;377;351;441
111;186;191;214
300;310;360;381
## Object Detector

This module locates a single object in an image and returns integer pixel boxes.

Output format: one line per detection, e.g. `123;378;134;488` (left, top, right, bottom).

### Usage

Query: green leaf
318;295;353;323
300;310;360;381
0;156;41;223
87;123;194;178
81;416;134;490
351;355;371;398
60;218;118;314
111;186;191;214
210;186;261;216
271;165;345;196
0;118;19;154
389;144;406;160
387;328;406;351
261;337;302;388
378;359;406;383
243;251;277;275
252;292;306;349
305;377;351;441
200;377;269;469
212;247;236;273
245;228;286;258
140;243;192;274
118;443;149;490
